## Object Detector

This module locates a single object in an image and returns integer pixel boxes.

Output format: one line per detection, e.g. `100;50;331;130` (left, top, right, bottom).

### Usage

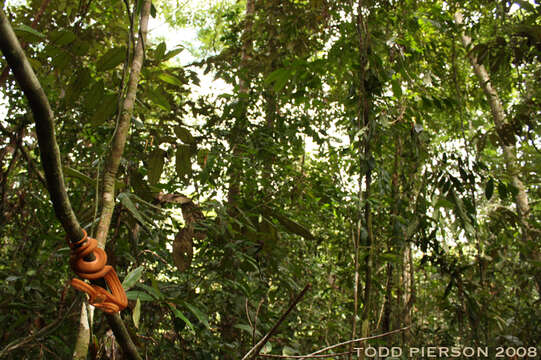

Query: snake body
68;229;127;313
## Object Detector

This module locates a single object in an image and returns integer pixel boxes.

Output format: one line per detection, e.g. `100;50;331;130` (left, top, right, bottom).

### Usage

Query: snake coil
68;229;127;313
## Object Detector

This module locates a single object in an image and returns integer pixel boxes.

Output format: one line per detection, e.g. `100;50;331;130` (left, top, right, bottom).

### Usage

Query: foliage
0;0;539;358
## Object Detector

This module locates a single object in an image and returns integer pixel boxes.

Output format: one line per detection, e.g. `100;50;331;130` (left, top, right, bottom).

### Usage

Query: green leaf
158;72;184;87
174;126;195;144
90;94;117;125
391;79;402;97
264;68;290;92
150;3;157;17
63;166;96;185
498;182;508;200
49;30;76;46
118;192;149;227
136;283;164;300
96;47;126;71
66;68;91;104
132;297;141;329
14;24;45;39
51;49;70;71
262;206;314;240
262;342;272;354
485;178;494;200
163;48;183;61
184;302;210;329
168;304;195;331
175;144;192;178
147;87;171;111
126;290;154;302
122;266;144;291
147;149;165;185
155;42;166;62
85;80;104;110
282;346;300;356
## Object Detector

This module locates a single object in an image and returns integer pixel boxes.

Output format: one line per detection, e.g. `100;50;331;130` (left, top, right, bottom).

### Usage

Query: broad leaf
175;144;192;178
168;303;195;331
174;126;195;144
147;149;165;185
158;72;184;87
132;297;141;329
96;47;126;71
122;266;144;291
90;94;117;125
184;302;210;329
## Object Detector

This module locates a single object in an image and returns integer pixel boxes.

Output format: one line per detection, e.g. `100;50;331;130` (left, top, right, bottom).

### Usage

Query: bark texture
455;11;541;293
95;0;152;247
72;303;91;360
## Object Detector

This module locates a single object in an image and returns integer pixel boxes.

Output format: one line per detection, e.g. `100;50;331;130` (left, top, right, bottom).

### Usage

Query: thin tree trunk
350;2;374;359
455;11;541;293
78;1;151;358
383;137;401;336
95;0;151;248
221;0;255;353
401;243;413;343
226;0;255;206
358;0;374;342
72;303;92;360
348;225;360;360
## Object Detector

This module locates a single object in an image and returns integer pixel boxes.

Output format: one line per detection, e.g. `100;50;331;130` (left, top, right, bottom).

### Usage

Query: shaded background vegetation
0;0;540;358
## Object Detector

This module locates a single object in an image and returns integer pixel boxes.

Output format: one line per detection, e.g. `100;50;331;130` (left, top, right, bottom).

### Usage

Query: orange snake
68;229;127;313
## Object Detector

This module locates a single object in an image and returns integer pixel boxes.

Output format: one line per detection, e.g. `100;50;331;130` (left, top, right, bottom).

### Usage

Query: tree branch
95;0;151;247
17;142;47;187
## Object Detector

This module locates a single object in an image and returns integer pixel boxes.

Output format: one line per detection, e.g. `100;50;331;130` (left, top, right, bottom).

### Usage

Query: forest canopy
0;0;540;359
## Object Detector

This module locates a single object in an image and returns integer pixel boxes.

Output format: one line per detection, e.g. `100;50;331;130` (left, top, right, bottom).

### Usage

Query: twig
241;284;311;360
245;298;254;333
304;326;410;358
253;298;265;347
0;300;77;358
17;143;46;186
255;327;409;359
260;351;351;358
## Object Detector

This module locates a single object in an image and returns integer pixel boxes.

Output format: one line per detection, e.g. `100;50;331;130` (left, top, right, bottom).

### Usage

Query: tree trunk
95;0;151;248
401;243;413;343
72;303;92;360
455;11;541;294
226;0;255;207
221;0;255;354
350;2;374;359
